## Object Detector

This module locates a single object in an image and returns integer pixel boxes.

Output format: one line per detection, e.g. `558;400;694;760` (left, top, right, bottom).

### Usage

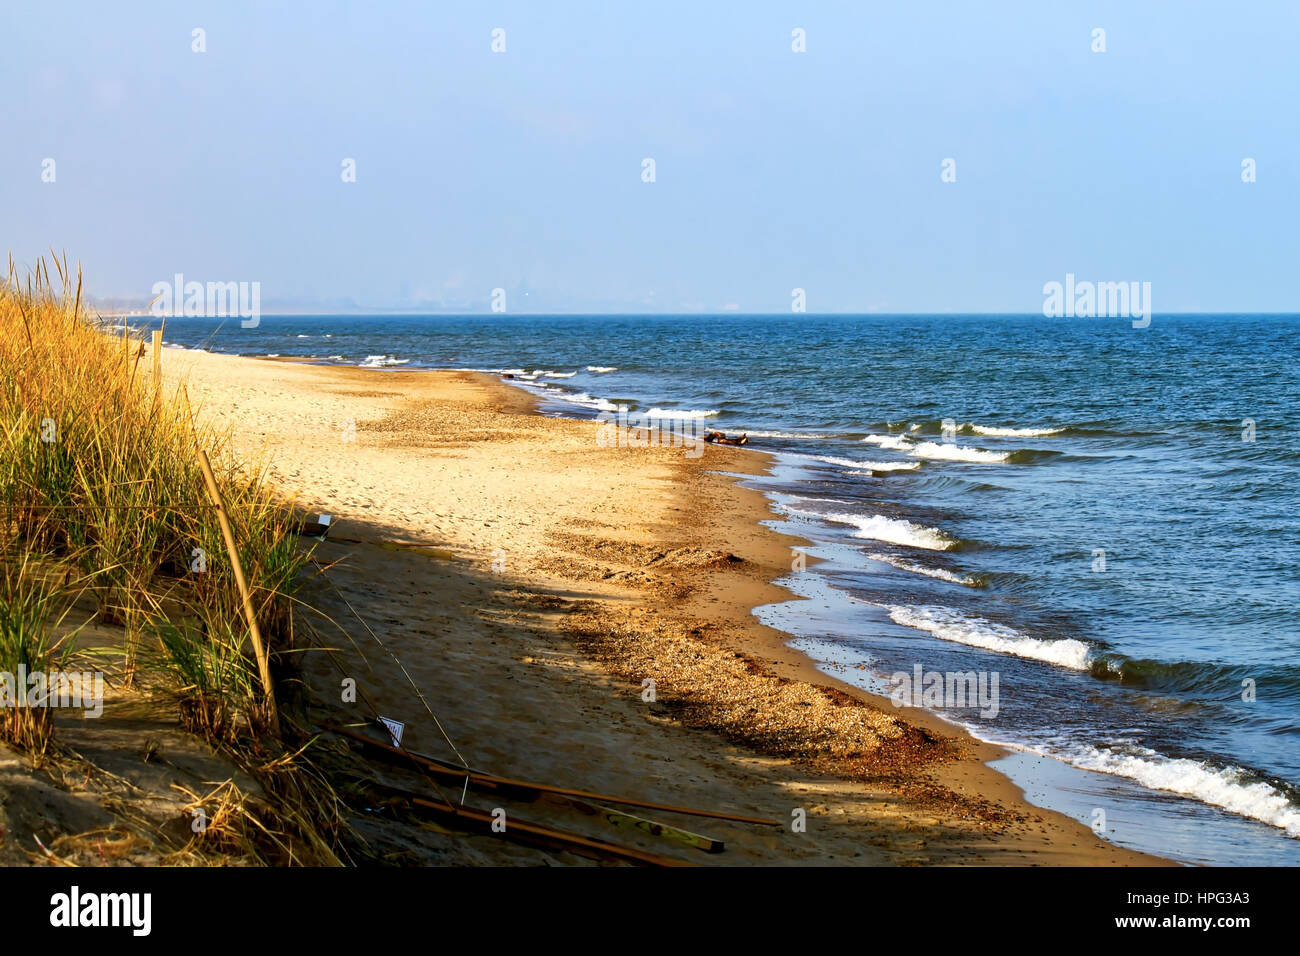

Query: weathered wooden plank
569;799;724;853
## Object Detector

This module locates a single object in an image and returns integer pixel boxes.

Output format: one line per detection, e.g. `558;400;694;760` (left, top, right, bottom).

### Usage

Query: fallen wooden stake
326;723;781;827
406;797;690;867
568;799;724;853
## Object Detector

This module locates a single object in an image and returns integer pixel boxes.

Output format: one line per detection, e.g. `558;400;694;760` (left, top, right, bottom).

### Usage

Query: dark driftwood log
704;431;748;446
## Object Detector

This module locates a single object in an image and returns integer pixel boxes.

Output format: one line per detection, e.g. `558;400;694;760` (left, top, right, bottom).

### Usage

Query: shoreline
167;346;1165;865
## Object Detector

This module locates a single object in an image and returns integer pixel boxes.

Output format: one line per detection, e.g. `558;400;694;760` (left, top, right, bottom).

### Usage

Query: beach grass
0;254;306;739
0;255;344;862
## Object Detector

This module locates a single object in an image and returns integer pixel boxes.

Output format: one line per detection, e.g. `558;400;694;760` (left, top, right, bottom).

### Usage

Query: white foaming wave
1064;745;1300;838
862;434;913;450
783;452;915;470
908;441;1009;463
785;508;956;551
543;371;577;378
563;391;619;412
585;365;617;373
745;429;837;439
967;423;1065;437
884;604;1092;670
644;408;719;419
296;334;311;338
360;354;410;368
866;554;979;586
850;460;922;473
787;494;855;505
807;454;866;468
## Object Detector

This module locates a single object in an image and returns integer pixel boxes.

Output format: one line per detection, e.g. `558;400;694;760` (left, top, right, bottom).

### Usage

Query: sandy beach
163;348;1162;866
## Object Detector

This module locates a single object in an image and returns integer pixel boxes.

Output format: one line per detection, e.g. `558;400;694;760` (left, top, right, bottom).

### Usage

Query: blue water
152;313;1300;864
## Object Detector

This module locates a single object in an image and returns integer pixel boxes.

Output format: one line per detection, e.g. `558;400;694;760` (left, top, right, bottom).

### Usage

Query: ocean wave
799;454;867;468
862;434;913;450
967;423;1065;437
850;461;922;473
359;355;410;368
908;441;1010;463
1064;745;1300;838
585;366;617;373
884;604;1093;670
745;429;838;439
643;408;719;419
543;371;577;378
786;509;957;551
866;554;981;586
898;420;1069;438
562;391;619;412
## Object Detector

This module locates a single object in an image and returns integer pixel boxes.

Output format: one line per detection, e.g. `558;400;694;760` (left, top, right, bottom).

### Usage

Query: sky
3;1;1298;313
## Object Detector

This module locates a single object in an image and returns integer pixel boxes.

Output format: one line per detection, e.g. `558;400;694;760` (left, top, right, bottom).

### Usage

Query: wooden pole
195;447;279;734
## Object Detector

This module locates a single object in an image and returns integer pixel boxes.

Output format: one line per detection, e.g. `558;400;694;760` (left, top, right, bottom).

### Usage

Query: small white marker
378;716;404;747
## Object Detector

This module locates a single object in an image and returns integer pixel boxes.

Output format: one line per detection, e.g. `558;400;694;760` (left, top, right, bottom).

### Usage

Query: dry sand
164;347;1166;866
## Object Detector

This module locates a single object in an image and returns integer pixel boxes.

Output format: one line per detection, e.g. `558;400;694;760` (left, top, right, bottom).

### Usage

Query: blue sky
4;1;1298;312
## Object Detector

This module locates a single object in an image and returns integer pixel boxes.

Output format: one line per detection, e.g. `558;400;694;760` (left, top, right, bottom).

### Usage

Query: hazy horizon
7;1;1299;313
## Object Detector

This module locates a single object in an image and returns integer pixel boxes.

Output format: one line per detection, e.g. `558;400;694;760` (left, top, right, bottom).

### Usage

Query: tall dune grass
0;255;306;747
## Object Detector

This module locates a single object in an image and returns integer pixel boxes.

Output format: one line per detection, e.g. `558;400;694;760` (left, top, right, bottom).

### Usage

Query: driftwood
704;430;748;446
